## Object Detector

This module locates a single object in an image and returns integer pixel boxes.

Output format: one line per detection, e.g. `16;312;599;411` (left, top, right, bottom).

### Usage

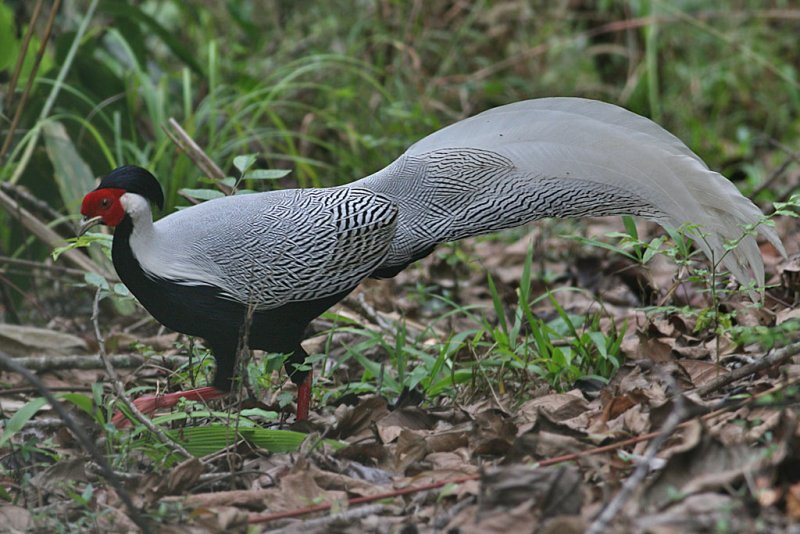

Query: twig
0;182;75;234
0;188;105;275
0;385;93;395
8;0;96;186
0;350;152;533
0;0;53;159
268;504;387;532
163;118;231;190
1;353;188;372
586;373;687;534
1;1;43;114
92;288;193;459
751;150;798;199
693;341;800;397
248;474;479;525
0;255;86;276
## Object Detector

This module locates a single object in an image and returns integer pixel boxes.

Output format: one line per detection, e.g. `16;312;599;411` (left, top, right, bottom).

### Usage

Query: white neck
122;193;216;286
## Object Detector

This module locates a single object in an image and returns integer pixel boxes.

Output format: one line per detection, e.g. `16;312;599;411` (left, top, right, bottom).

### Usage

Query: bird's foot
111;386;225;428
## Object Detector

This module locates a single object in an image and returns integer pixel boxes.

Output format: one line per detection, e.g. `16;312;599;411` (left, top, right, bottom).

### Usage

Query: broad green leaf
162;424;344;456
43;121;97;212
240;408;279;420
96;2;204;75
52;233;114;261
59;393;96;418
245;169;292;180
84;271;109;290
180;188;225;201
0;397;48;447
233;154;257;173
112;283;130;297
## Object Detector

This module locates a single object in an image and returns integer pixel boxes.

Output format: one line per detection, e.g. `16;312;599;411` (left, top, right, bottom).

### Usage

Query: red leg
111;386;226;428
296;370;313;421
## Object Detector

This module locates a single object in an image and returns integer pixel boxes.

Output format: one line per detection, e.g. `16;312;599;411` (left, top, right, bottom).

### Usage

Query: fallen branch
0;353;189;372
277;503;387;531
0;188;104;275
693;341;800;397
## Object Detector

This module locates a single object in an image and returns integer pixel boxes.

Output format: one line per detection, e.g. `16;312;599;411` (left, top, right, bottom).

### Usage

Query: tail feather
355;98;784;291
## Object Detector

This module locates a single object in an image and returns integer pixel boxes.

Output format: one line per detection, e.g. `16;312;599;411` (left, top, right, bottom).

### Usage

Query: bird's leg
296;369;313;421
286;346;313;421
111;386;226;428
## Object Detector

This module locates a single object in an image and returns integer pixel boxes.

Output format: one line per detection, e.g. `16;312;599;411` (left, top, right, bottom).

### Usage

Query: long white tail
355;97;785;289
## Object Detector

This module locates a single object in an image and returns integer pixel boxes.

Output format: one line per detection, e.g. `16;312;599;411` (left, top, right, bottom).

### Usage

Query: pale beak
78;215;104;236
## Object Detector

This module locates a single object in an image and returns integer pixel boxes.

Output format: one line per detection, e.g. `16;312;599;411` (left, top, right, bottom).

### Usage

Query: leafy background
1;0;800;531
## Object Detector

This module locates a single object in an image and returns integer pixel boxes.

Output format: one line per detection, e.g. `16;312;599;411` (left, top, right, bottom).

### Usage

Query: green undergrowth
1;0;799;476
1;1;798;302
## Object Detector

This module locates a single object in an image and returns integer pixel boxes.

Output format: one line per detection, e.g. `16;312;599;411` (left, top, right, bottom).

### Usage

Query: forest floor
1;214;799;533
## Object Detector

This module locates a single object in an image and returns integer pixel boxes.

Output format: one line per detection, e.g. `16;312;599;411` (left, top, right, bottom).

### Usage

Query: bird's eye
101;198;111;208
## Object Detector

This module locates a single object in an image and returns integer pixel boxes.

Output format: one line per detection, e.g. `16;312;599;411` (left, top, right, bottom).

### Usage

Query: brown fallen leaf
272;466;348;512
332;396;389;440
515;392;588;427
446;496;539;533
395;429;429;473
487;464;582;513
786;482;800;520
677;359;727;387
641;431;760;511
0;324;88;357
0;505;32;532
635;493;747;532
505;430;591;464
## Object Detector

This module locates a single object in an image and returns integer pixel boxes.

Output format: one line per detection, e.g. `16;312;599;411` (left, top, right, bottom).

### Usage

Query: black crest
97;165;165;210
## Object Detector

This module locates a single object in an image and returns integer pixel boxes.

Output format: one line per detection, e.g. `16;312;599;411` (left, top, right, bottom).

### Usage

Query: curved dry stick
0;350;152;533
91;288;193;458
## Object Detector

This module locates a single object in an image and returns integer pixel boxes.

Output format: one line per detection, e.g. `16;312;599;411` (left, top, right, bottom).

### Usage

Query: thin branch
163;118;231;190
0;0;49;159
587;373;687;534
7;0;98;185
0;255;86;276
0;188;105;275
1;0;43;116
0;182;74;234
693;341;800;397
92;288;193;459
0;350;152;533
278;504;387;530
3;353;189;372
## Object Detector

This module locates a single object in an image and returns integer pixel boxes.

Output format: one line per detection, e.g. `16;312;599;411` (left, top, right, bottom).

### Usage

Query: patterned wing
182;187;398;309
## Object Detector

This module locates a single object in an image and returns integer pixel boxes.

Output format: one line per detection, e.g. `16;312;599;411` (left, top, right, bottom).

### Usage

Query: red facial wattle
81;188;127;227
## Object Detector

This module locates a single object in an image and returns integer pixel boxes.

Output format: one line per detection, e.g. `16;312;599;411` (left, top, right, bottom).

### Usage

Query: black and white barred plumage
357;98;783;287
83;97;785;404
